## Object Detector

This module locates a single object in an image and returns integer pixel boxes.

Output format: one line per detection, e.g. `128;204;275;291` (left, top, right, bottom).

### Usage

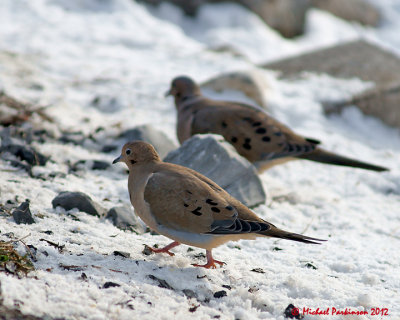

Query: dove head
112;141;161;167
166;76;202;106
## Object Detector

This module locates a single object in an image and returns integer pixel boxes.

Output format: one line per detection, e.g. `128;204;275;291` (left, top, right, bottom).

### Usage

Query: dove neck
176;95;203;110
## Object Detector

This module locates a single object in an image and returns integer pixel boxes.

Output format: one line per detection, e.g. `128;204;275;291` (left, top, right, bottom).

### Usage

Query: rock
119;124;177;158
311;0;380;26
201;70;270;110
102;282;120;289
182;289;197;299
106;204;146;233
139;0;309;38
147;274;174;290
284;304;304;319
59;131;86;145
241;0;310;38
113;251;130;258
71;160;111;171
0;143;48;166
263;40;400;128
91;95;125;113
52;191;106;217
12;200;35;225
164;134;266;208
213;290;227;298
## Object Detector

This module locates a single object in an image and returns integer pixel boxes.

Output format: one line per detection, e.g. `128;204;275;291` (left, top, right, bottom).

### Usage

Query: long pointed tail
298;148;388;172
261;227;326;244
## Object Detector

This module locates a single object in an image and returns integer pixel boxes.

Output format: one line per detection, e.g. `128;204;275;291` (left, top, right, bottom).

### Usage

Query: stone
311;0;381;27
201;70;270;110
0;143;48;166
12;200;35;225
139;0;309;38
263;40;400;128
52;191;106;217
106;204;146;233
284;303;304;319
164;134;266;208
71;160;111;171
119;124;177;158
241;0;310;38
91;95;125;113
213;290;227;298
59;131;86;146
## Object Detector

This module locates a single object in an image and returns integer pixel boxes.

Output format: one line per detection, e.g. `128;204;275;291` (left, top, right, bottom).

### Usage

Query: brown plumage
113;141;324;269
166;75;388;172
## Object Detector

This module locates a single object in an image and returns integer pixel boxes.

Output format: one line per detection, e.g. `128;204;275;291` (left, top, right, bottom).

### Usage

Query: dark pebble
102;282;120;289
12;200;35;225
213;290;227;299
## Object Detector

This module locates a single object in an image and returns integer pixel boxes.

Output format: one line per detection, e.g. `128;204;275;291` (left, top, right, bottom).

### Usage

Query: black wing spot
287;145;295;152
295;145;302;152
252;122;262;127
186;190;193;194
245;138;251;143
206;199;218;206
211;207;220;213
243;143;252;150
305;138;320;145
184;203;189;207
130;160;136;164
225;206;233;211
231;137;238;143
221;122;227;128
255;128;266;134
262;136;271;142
191;207;202;216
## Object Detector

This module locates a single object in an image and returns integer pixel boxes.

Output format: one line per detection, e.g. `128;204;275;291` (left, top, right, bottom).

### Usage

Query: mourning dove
166;76;388;172
113;141;324;269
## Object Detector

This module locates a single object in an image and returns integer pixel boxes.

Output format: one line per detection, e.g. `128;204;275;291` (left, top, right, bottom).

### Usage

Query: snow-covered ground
1;0;400;319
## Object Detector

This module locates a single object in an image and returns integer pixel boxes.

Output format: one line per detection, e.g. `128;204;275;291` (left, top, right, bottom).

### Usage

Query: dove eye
125;149;131;155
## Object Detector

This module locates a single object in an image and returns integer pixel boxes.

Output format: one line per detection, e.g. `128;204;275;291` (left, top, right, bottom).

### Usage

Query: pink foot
192;250;225;269
148;241;180;256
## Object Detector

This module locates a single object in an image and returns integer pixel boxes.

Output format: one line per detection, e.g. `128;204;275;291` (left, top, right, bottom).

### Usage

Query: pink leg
192;250;225;269
149;241;180;256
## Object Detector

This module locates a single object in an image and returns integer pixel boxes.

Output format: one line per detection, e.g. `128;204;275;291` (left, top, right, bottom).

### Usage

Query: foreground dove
166;76;388;172
113;141;324;269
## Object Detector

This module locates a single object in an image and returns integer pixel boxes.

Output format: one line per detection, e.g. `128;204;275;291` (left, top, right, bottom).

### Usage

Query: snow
1;0;400;319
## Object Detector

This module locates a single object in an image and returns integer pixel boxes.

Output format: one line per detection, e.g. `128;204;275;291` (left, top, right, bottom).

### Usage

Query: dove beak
164;88;172;97
112;155;122;164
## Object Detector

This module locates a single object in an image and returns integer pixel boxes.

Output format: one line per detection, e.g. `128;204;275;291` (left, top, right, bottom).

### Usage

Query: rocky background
0;0;399;319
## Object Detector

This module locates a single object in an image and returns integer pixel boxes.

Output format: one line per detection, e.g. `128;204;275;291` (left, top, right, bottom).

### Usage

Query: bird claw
146;241;180;256
192;260;225;269
149;247;175;256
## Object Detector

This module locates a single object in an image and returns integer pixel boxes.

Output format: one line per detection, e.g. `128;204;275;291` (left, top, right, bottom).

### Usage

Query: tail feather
262;227;326;244
298;148;388;172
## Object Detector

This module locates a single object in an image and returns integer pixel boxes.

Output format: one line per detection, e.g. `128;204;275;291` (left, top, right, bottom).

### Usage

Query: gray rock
139;0;309;38
164;134;266;208
59;131;86;146
311;0;380;27
106;204;146;234
52;191;106;217
119;124;177;158
241;0;310;38
12;200;35;225
91;95;125;113
71;160;111;171
201;70;270;110
263;40;400;128
0;142;48;166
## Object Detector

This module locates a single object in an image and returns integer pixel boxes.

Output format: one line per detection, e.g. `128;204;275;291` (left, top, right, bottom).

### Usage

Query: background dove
166;76;388;172
113;141;324;269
